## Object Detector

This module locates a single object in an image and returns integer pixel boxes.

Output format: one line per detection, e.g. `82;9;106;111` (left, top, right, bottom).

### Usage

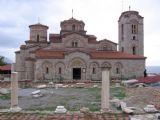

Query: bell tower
118;10;144;56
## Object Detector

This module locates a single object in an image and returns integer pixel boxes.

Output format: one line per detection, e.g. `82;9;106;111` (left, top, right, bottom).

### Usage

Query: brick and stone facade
15;10;146;81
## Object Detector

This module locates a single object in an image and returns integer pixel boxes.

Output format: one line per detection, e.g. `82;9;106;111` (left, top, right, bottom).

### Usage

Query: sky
0;0;160;66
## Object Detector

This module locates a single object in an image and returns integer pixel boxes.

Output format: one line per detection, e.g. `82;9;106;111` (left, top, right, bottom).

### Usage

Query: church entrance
73;68;81;80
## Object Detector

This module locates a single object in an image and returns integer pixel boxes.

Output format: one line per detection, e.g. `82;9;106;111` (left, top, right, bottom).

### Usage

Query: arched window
121;24;124;40
133;46;136;55
59;67;62;74
72;41;78;47
114;62;123;75
92;67;96;74
116;68;120;74
46;67;49;74
133;36;136;40
37;34;40;42
75;42;78;47
131;24;138;34
72;42;74;47
103;45;108;50
121;47;124;52
72;24;75;31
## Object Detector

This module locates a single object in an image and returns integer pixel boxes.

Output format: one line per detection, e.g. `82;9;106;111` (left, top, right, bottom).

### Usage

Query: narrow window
121;24;124;40
133;46;136;55
131;24;138;34
72;41;78;47
103;45;108;50
133;36;136;40
72;24;75;31
37;34;39;42
116;68;119;74
121;47;124;52
75;42;78;47
92;67;96;74
72;42;74;47
46;67;49;74
59;67;62;74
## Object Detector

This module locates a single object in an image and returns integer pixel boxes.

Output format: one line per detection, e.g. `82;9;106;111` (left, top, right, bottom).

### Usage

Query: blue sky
0;0;160;66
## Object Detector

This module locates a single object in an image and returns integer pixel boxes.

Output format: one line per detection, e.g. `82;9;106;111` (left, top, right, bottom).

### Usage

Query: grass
0;93;11;100
111;87;126;99
0;87;126;112
87;87;101;101
19;83;32;88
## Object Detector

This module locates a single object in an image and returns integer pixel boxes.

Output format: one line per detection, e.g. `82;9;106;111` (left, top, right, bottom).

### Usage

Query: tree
0;56;7;66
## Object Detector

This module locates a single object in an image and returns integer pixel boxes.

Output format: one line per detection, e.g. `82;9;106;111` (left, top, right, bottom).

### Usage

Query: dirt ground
124;87;160;113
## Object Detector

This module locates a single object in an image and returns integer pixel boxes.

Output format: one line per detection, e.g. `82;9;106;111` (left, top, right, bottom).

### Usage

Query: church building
15;10;146;81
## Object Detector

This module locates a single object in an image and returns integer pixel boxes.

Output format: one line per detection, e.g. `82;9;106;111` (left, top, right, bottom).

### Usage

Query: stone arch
42;61;52;74
89;62;99;74
69;57;87;68
42;61;53;80
55;61;65;74
101;62;112;68
113;62;123;75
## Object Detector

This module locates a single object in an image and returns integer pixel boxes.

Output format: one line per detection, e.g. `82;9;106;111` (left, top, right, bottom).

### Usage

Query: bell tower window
121;47;124;52
132;36;136;40
131;24;138;34
121;24;124;40
132;46;136;55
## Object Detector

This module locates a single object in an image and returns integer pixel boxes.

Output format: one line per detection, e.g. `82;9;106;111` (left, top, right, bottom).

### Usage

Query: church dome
60;17;86;35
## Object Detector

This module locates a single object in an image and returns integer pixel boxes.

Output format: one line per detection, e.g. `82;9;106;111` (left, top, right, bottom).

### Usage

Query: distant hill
146;66;160;74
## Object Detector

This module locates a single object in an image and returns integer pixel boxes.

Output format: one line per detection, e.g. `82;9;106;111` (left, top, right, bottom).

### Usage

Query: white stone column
101;67;111;112
10;72;21;112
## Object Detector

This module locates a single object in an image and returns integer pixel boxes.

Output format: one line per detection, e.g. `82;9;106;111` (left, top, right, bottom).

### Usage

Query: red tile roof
36;50;64;59
137;75;160;84
36;49;146;60
0;64;11;71
90;51;146;59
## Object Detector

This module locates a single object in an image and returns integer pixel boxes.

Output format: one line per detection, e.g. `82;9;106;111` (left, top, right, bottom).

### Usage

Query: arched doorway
69;58;86;80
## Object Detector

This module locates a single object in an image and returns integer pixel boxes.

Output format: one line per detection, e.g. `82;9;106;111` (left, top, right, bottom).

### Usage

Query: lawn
0;86;126;112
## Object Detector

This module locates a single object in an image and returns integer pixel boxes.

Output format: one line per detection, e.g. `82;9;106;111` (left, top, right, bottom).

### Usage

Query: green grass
6;87;125;112
111;87;126;99
0;93;11;100
87;87;101;101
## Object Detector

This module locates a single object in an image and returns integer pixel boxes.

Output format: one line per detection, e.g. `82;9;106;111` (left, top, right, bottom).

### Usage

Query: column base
100;108;110;113
9;106;22;112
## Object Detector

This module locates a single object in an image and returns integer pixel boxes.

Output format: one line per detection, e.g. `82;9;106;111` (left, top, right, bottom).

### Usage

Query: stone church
15;10;146;81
